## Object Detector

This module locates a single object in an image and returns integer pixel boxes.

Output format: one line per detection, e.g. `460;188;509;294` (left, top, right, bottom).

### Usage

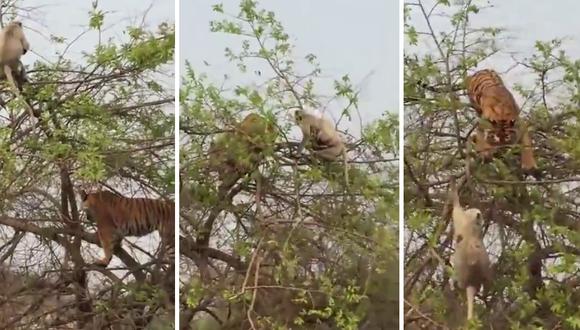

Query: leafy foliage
404;1;580;329
0;2;174;328
180;1;398;329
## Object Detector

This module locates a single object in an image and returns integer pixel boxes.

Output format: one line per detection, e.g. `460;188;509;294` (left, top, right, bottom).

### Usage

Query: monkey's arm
21;38;30;53
297;123;311;155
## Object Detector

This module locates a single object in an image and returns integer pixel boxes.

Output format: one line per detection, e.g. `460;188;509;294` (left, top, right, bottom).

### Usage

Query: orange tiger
80;190;174;267
466;69;537;173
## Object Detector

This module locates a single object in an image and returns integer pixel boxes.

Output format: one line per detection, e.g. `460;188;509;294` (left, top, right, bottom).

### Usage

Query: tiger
207;113;277;186
80;190;174;267
466;69;538;174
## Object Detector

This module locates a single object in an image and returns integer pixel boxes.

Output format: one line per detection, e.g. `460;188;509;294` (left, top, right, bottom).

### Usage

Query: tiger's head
79;190;116;210
485;125;517;145
79;190;90;209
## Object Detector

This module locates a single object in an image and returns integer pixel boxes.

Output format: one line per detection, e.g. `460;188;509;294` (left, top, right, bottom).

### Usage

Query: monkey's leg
296;135;309;157
313;145;342;161
95;227;115;267
466;286;476;320
3;65;20;94
16;61;28;91
519;125;538;173
4;64;36;119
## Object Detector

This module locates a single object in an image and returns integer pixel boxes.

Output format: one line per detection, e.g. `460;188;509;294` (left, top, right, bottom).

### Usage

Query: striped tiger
208;113;277;186
466;69;537;173
80;190;174;267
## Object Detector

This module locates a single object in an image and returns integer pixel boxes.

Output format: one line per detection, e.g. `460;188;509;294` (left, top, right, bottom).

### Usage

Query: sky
182;0;400;125
22;0;174;65
6;0;174;271
474;0;580;58
476;0;580;85
407;0;580;105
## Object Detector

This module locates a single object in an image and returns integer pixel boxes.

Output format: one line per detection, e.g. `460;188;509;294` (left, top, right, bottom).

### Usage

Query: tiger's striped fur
80;190;174;267
467;69;519;143
466;69;538;173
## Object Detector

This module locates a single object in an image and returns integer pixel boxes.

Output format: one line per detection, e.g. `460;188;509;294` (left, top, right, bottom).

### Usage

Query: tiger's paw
521;156;540;178
523;166;542;179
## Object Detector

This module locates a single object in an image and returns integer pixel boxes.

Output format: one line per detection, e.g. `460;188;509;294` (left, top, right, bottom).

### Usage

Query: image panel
404;0;580;328
0;1;175;328
179;0;399;328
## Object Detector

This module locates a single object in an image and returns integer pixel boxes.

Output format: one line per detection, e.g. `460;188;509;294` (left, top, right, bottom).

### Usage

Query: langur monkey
294;109;349;186
0;21;34;118
449;179;492;321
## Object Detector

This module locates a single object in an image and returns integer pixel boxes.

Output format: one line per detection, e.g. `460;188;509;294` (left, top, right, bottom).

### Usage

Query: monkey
0;21;36;120
449;179;492;321
294;109;349;186
208;113;277;188
466;69;538;175
0;22;30;93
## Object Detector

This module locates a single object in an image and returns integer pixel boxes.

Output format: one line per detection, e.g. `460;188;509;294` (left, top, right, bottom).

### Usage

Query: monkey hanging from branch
448;178;492;321
466;69;539;176
0;21;37;119
294;109;349;187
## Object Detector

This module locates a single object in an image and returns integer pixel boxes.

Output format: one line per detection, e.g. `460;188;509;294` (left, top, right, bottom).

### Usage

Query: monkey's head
5;21;23;34
5;21;28;54
465;208;483;227
294;110;305;123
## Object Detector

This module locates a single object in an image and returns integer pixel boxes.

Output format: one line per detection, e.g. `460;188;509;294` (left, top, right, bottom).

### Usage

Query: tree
180;1;399;329
404;1;580;329
0;2;174;328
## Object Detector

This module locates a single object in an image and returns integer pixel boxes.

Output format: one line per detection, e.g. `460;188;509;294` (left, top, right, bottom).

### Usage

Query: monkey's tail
466;285;476;320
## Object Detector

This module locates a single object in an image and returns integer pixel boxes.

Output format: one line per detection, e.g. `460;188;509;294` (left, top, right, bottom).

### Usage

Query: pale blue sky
474;0;580;92
182;0;399;124
22;0;174;64
408;0;580;105
3;0;174;274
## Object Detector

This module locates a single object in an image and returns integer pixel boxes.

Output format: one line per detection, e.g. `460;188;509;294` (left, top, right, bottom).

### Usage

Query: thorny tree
404;1;580;329
0;2;174;329
180;1;399;329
